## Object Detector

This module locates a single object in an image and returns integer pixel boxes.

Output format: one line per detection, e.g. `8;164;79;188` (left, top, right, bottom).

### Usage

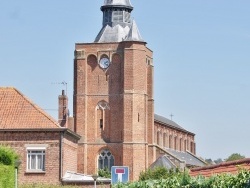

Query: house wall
0;131;61;185
62;133;78;175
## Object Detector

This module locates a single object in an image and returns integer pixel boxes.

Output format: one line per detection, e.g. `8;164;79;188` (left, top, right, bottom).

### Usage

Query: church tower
74;0;154;180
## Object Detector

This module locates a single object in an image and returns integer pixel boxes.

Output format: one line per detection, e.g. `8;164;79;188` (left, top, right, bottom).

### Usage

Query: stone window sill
25;170;46;174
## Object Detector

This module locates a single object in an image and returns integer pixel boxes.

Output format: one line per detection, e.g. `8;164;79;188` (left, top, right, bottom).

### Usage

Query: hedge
113;168;250;188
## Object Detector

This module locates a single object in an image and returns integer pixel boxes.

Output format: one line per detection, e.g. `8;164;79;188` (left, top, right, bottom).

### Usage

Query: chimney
58;90;68;127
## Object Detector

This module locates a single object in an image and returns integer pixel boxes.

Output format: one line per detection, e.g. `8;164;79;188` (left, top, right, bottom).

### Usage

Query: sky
0;0;249;160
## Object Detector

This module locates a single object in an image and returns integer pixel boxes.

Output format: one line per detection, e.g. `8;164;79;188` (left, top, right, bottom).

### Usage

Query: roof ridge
186;150;207;165
191;158;250;172
12;88;61;129
154;114;195;135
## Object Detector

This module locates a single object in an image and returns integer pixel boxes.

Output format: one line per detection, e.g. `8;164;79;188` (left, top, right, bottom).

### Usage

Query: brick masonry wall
190;158;250;177
0;131;61;185
154;121;196;154
78;143;123;175
62;134;78;175
74;41;154;181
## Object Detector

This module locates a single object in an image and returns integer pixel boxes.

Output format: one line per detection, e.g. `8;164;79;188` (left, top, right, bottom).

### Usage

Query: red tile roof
190;158;250;177
0;87;61;130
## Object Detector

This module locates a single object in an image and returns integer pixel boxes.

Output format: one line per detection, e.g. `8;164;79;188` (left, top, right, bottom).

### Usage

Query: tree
225;153;245;162
0;146;19;165
214;158;223;164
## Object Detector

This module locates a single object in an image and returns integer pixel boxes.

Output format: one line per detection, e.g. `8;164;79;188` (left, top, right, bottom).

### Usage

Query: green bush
0;145;19;165
113;168;250;188
98;167;111;178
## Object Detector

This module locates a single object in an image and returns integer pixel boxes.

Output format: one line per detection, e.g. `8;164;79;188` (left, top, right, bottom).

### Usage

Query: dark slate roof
165;148;206;167
154;114;195;135
149;155;176;170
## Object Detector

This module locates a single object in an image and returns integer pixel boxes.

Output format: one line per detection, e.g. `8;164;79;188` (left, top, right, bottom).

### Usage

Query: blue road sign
111;166;129;184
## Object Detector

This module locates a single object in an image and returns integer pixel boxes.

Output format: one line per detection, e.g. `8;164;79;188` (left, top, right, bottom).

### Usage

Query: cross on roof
170;113;174;121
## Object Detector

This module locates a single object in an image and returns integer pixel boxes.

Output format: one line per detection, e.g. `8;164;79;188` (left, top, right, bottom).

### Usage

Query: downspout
59;131;64;181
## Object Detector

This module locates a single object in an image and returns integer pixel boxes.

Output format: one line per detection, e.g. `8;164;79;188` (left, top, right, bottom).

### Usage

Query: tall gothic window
98;149;114;171
157;131;160;145
169;135;172;149
96;101;110;129
174;136;177;150
180;138;182;151
163;133;166;147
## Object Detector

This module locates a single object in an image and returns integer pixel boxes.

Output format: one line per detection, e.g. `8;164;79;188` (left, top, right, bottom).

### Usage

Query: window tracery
98;149;114;171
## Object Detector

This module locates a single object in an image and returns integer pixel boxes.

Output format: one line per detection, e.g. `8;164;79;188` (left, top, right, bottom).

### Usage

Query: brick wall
154;122;196;154
0;131;61;185
62;133;78;175
74;41;154;180
190;158;250;177
0;130;79;185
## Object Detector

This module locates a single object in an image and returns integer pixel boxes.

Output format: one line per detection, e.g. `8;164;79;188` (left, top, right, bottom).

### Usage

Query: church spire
94;0;144;43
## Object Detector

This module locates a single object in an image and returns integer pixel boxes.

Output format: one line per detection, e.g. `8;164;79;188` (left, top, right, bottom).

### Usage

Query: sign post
111;166;129;184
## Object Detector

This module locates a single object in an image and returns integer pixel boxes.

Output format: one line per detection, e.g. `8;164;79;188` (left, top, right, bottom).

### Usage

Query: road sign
111;166;129;184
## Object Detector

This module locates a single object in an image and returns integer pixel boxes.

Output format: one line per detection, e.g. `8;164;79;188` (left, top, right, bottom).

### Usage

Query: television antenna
51;81;68;95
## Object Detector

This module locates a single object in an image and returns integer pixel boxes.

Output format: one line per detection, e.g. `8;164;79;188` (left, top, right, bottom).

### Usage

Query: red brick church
0;0;205;185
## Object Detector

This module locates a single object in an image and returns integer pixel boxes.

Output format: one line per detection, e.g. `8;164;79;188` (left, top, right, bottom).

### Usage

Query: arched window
96;101;110;130
169;135;172;149
184;139;187;151
157;131;160;145
174;136;177;150
163;133;166;147
98;149;114;171
97;101;110;110
179;138;182;151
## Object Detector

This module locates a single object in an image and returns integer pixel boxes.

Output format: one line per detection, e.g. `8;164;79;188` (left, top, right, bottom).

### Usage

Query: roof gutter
0;128;81;140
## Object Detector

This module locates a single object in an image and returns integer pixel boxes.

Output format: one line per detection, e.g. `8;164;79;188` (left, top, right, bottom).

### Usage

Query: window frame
26;145;47;173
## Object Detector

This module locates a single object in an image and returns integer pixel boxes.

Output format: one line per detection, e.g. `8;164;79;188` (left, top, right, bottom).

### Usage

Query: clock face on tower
99;57;110;69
